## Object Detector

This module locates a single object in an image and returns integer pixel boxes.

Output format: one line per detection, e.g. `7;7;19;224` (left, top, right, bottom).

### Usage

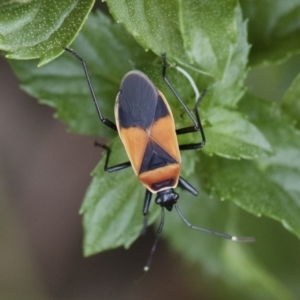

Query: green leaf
105;0;186;64
240;0;300;66
200;93;300;239
202;106;272;159
0;0;94;65
282;72;300;126
205;4;250;108
105;0;250;108
179;0;238;78
80;137;160;256
200;155;300;239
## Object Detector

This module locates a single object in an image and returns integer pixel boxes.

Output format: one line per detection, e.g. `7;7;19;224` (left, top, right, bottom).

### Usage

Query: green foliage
2;0;300;299
240;0;300;66
282;72;300;126
0;0;94;65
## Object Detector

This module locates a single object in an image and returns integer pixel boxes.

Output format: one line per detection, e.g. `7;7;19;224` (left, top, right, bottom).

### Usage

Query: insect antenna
174;204;255;242
143;207;165;272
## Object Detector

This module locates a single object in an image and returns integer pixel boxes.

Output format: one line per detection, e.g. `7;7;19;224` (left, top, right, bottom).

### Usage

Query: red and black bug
65;48;254;270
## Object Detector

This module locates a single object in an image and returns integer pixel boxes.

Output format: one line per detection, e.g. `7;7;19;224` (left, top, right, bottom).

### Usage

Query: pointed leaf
179;0;240;79
0;0;94;65
203;106;272;159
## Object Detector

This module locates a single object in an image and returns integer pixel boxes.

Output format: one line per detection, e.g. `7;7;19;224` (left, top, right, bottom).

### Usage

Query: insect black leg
144;207;165;272
140;189;153;235
94;141;131;172
64;47;117;131
177;90;207;150
161;54;206;150
143;189;152;216
178;177;198;196
162;53;199;127
174;204;255;242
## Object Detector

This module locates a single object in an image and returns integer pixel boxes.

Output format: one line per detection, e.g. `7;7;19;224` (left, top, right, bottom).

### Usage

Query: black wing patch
139;140;177;174
154;94;169;121
118;71;157;129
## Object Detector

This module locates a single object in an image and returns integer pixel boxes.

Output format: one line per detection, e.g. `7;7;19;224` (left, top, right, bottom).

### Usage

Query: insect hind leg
94;141;131;172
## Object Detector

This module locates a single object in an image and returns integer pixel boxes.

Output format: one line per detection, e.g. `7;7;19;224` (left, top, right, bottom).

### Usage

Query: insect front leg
64;47;117;131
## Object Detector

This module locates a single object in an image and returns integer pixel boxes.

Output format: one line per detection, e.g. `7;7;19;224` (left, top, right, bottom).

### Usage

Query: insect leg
161;53;198;127
140;189;153;235
174;204;255;242
177;90;207;150
94;142;131;172
64;47;117;131
144;207;165;272
178;177;198;196
161;54;206;150
143;189;152;216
